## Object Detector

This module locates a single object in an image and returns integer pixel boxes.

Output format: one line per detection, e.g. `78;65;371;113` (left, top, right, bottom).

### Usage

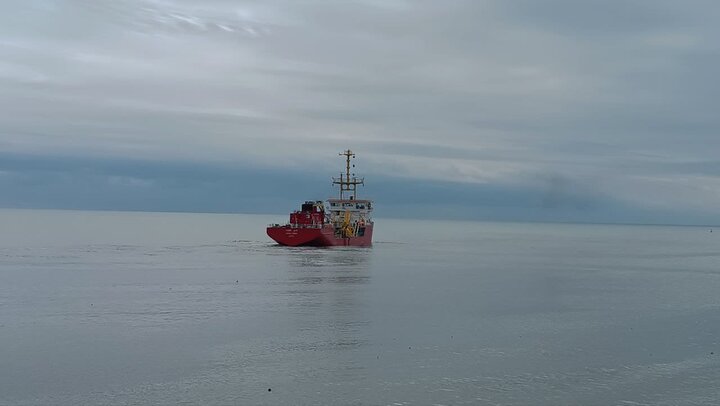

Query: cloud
0;0;719;220
2;151;718;225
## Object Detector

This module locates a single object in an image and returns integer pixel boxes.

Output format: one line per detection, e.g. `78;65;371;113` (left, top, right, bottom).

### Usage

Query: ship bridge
327;150;373;236
327;199;372;211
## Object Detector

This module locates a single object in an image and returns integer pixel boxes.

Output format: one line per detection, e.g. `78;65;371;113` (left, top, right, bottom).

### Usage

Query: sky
1;0;719;224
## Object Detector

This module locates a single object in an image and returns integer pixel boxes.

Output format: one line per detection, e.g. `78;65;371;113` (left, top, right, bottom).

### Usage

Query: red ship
267;150;374;247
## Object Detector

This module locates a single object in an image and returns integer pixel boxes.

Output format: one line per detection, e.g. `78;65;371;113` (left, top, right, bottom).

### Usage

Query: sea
1;208;719;406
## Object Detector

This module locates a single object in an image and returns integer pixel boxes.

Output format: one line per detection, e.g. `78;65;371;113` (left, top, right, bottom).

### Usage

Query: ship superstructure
266;150;374;247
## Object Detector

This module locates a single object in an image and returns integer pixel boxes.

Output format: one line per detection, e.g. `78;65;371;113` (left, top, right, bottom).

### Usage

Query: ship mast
332;149;364;200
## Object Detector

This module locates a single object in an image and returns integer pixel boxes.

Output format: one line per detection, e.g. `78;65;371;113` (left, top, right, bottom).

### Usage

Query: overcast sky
1;0;719;223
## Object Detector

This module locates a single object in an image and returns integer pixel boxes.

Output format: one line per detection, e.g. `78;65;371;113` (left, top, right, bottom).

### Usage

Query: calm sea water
1;209;719;405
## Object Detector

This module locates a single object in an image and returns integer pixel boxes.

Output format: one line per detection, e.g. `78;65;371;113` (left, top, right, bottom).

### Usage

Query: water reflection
275;246;372;285
277;246;373;356
281;246;371;269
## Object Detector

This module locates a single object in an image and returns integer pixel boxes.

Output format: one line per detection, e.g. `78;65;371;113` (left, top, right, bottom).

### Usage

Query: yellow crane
341;210;354;237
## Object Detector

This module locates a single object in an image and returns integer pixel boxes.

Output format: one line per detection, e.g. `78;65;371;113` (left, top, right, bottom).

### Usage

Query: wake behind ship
266;150;373;247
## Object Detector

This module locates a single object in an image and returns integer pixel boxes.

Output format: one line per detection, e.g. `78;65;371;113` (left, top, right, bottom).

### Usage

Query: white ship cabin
327;198;372;213
327;198;373;223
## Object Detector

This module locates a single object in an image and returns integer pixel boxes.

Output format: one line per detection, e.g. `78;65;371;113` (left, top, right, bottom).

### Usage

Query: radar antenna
332;149;364;199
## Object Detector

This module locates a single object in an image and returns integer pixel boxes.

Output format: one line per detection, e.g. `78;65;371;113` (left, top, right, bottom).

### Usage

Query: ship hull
267;224;373;247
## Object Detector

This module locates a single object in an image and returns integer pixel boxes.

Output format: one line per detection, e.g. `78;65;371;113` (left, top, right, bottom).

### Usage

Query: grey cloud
494;0;694;35
5;151;711;225
1;0;719;220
